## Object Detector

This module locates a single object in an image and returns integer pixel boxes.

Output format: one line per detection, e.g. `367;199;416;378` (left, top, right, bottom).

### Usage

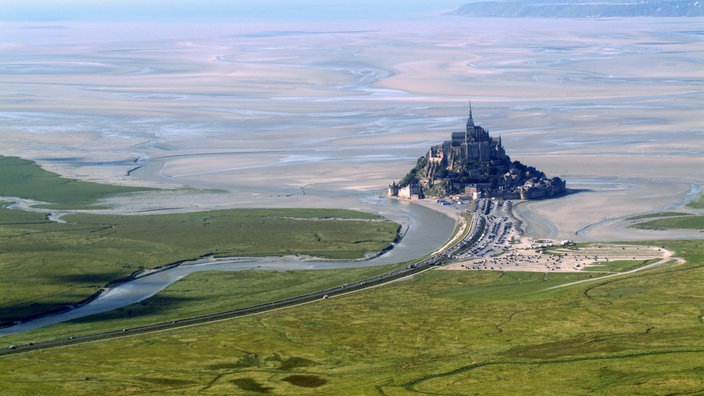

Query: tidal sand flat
1;17;702;239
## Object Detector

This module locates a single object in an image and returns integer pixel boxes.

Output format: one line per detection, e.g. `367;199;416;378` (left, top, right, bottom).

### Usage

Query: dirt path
542;248;684;291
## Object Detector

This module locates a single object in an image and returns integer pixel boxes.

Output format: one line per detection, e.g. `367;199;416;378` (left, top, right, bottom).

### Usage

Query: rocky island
389;106;566;200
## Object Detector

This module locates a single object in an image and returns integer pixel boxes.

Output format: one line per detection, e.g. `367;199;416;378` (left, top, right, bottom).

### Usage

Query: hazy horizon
2;0;466;22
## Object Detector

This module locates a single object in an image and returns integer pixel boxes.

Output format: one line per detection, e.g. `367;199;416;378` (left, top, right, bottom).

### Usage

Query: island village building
389;106;566;200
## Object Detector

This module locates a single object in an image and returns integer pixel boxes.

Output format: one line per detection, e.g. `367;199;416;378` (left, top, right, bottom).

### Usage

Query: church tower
465;102;475;133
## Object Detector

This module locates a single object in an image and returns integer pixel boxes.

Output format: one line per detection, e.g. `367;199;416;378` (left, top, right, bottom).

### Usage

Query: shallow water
0;196;455;336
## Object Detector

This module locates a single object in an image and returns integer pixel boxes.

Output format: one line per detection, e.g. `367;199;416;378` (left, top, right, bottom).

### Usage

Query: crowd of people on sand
451;237;666;273
461;251;576;272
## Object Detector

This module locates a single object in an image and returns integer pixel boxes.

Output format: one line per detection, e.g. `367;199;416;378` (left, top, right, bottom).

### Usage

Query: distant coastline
450;0;703;18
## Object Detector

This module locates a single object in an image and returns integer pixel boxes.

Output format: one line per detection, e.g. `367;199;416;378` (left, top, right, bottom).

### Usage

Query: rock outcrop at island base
389;106;566;200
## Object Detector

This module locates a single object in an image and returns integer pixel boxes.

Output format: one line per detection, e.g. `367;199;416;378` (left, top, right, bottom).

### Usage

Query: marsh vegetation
632;215;704;231
1;240;701;394
0;157;400;326
0;156;154;209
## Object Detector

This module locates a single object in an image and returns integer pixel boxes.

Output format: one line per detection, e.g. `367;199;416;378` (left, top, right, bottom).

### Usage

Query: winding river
0;195;456;336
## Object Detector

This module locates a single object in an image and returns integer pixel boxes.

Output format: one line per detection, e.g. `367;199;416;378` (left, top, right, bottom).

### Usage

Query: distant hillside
450;0;704;18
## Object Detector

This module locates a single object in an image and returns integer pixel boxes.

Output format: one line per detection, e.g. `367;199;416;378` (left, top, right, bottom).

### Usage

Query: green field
1;240;701;395
0;156;400;325
0;206;399;325
688;194;704;209
626;211;689;221
632;215;704;230
0;264;406;345
0;156;155;208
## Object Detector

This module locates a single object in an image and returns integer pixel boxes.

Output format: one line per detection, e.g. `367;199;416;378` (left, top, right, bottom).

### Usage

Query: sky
1;0;467;22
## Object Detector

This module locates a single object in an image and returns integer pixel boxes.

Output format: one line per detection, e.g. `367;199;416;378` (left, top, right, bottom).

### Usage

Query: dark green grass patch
281;375;327;388
626;211;689;221
231;378;273;393
632;215;704;230
687;193;704;209
0;156;154;208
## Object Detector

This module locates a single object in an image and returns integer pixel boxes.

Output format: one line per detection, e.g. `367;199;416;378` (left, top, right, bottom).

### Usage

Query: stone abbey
430;105;507;165
389;105;566;200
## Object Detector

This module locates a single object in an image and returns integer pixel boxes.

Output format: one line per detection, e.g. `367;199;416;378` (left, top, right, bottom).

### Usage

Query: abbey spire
466;101;475;131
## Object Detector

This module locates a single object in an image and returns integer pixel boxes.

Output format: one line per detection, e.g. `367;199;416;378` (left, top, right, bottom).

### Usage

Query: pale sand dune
1;18;702;242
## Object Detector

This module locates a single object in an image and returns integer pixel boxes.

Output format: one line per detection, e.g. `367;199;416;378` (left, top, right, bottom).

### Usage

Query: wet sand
513;178;703;242
1;17;702;242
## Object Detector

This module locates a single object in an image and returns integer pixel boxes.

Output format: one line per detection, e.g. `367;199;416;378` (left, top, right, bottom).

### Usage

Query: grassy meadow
0;156;399;325
626;212;688;221
0;264;405;346
0;156;154;208
1;240;702;395
688;194;704;209
632;215;704;230
0;206;399;325
630;195;704;230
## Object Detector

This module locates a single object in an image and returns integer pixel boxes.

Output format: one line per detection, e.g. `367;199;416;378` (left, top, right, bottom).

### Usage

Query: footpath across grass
581;258;659;273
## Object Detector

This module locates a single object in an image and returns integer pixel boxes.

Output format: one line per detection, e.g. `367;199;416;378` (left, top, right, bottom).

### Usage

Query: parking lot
439;199;670;273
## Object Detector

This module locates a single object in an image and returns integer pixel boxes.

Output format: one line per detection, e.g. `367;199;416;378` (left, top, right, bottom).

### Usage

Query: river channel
0;195;456;336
